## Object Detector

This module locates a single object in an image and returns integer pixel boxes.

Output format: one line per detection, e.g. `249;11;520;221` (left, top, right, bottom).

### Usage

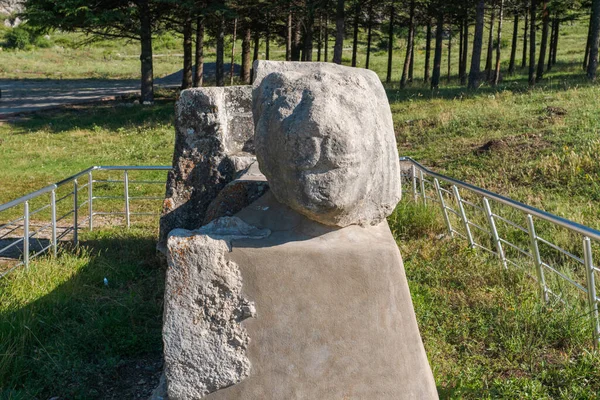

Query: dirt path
0;63;241;118
0;78;148;117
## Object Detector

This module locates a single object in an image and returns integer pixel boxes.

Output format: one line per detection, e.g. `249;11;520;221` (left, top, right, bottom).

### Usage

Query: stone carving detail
157;62;436;400
252;61;401;227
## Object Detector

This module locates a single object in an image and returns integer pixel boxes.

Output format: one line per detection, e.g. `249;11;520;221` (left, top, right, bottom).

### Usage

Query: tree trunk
424;19;432;82
529;0;536;87
431;13;444;90
352;2;360;67
493;0;504;86
250;30;259;80
229;18;237;86
409;40;414;82
485;4;496;76
401;0;415;88
286;10;292;61
366;5;373;69
459;20;464;81
588;0;600;80
333;0;345;64
139;0;153;103
241;27;251;84
253;31;260;62
193;17;204;87
547;16;555;71
447;27;452;83
508;13;519;74
266;13;270;60
552;17;559;65
317;14;323;61
386;0;395;83
469;0;485;89
182;13;193;89
585;13;592;70
461;17;469;85
304;6;315;62
292;16;301;61
325;14;329;62
216;17;225;87
522;6;529;68
537;0;549;80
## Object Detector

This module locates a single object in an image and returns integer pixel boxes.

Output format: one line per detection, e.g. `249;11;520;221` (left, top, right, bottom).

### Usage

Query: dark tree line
21;0;600;101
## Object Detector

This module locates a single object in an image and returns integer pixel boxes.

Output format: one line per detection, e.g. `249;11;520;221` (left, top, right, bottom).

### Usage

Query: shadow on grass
6;95;176;135
0;228;165;400
384;61;594;103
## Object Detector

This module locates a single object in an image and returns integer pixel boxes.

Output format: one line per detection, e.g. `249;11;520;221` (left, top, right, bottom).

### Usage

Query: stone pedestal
163;193;437;399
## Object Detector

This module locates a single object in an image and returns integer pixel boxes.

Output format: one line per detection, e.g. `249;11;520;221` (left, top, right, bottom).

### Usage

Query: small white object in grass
103;277;109;286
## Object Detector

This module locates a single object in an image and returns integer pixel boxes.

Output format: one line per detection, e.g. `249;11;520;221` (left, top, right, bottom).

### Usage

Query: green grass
390;202;600;398
0;227;165;399
2;15;600;399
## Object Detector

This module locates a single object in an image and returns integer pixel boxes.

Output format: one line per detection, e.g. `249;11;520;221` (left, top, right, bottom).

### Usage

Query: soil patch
474;133;550;156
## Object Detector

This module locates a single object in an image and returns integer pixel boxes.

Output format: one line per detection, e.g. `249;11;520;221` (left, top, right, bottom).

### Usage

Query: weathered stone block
163;219;269;400
158;86;255;252
252;61;401;228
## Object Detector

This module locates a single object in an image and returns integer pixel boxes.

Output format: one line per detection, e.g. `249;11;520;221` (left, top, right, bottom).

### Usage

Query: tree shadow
4;96;176;134
384;60;594;103
0;229;166;399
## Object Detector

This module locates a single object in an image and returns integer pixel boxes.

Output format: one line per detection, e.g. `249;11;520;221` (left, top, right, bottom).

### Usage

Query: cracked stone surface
252;61;401;228
162;218;269;400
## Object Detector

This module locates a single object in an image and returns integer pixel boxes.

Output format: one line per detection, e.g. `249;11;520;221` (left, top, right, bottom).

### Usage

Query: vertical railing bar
23;201;29;269
411;165;418;202
483;197;507;270
124;170;130;228
452;185;474;248
527;214;548;303
434;178;453;237
583;237;600;349
73;179;78;246
419;169;426;205
88;171;93;231
51;190;57;257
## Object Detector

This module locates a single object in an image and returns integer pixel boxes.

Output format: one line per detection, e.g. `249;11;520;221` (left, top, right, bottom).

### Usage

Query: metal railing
399;156;600;349
3;158;600;348
0;166;171;278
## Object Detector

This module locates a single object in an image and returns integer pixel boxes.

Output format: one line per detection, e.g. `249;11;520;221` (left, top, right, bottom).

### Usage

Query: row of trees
21;0;600;102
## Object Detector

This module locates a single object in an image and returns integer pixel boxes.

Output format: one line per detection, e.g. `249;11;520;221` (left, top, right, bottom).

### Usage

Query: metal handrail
400;156;600;349
400;156;600;242
0;165;171;277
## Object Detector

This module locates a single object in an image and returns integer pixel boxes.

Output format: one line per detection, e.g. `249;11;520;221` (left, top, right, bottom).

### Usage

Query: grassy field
2;15;600;400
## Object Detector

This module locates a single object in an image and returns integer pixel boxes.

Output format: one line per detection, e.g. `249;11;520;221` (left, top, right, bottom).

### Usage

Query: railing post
526;214;548;303
23;200;29;269
88;171;93;231
452;185;474;248
124;170;130;228
434;178;453;237
51;189;57;258
419;170;426;205
411;165;418;202
483;197;507;270
583;237;600;350
73;179;78;246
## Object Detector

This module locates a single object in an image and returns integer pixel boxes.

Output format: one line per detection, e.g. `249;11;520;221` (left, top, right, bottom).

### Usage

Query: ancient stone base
162;192;437;399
